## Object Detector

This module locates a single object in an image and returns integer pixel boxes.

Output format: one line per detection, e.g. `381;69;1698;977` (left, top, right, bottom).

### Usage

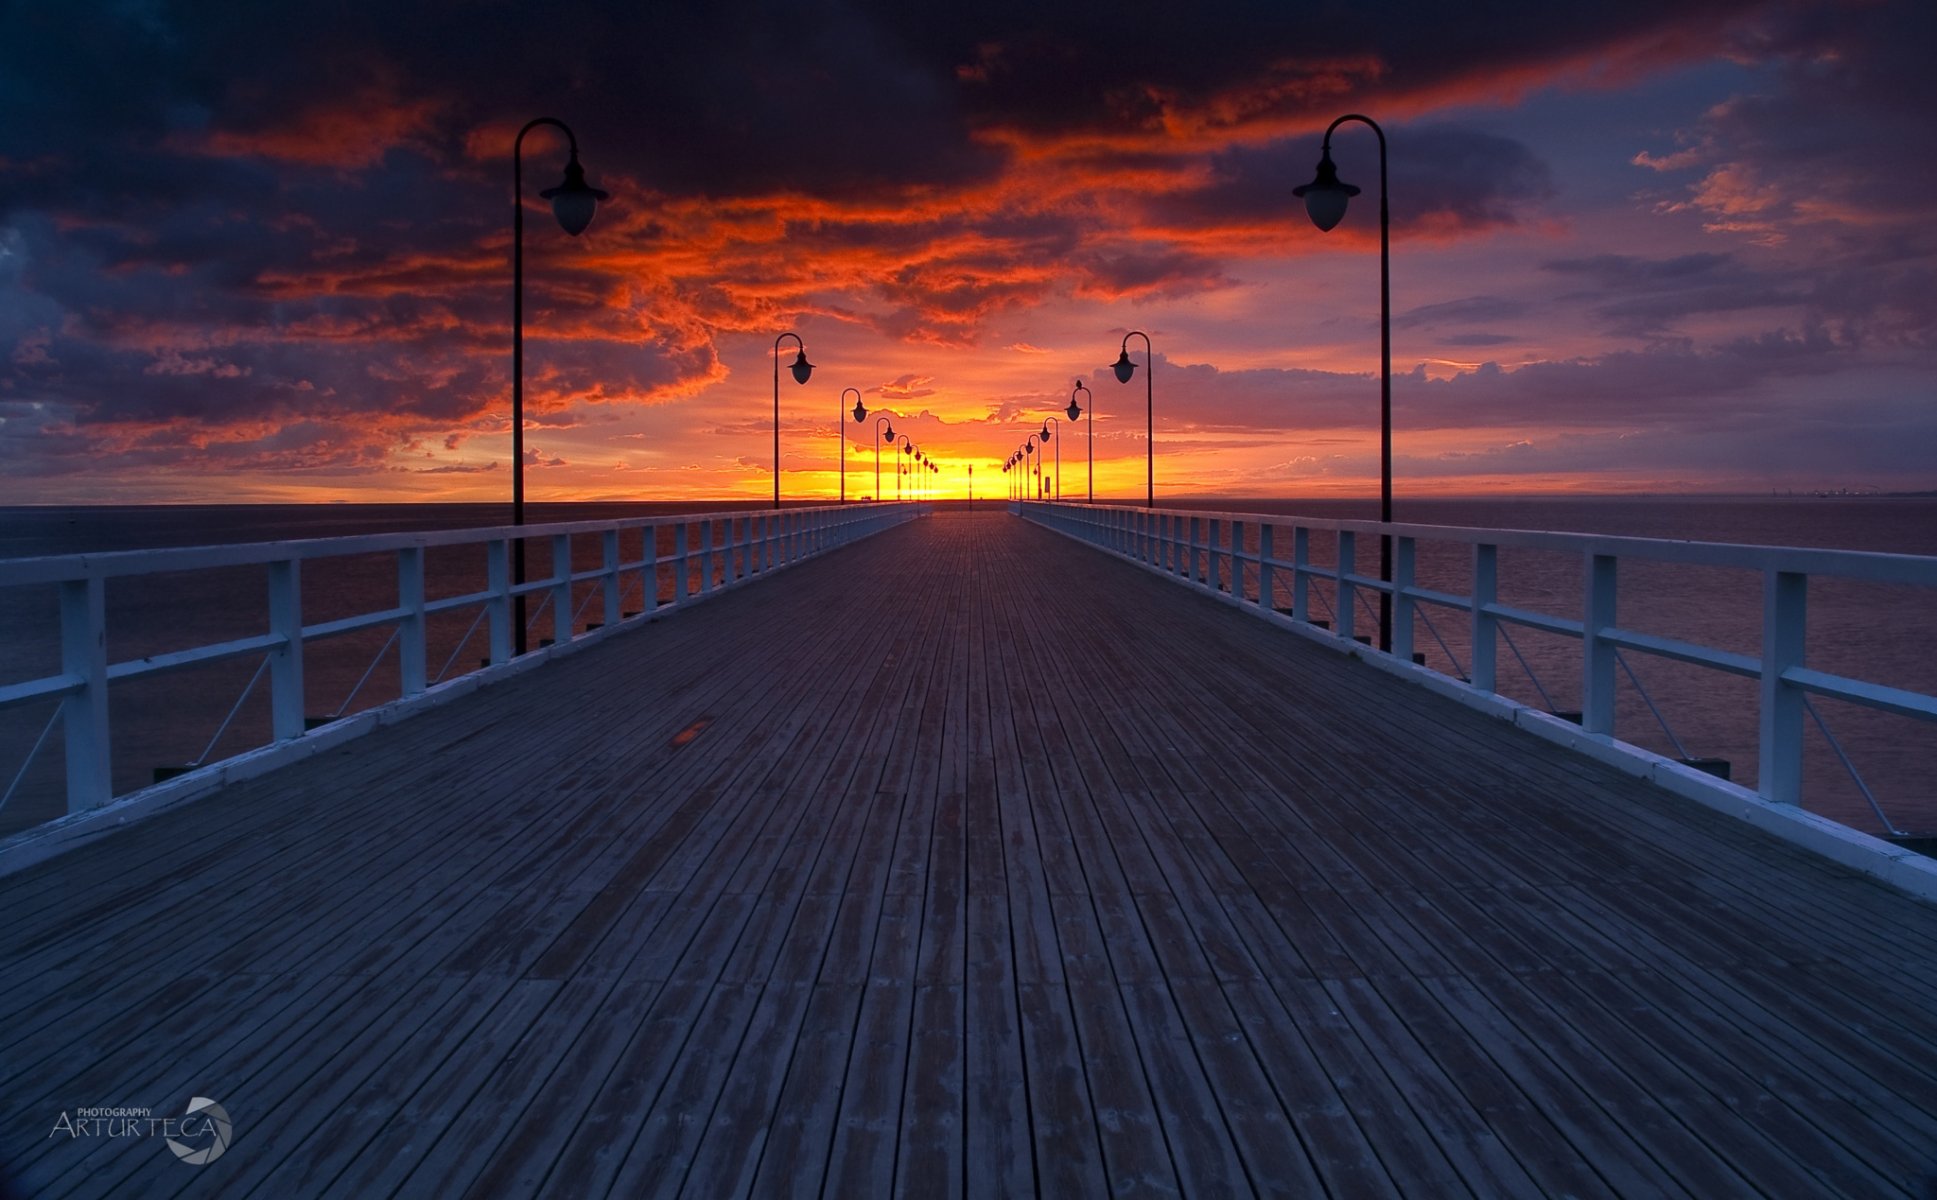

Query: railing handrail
1;502;929;824
1016;499;1935;828
0;501;908;586
1017;499;1937;585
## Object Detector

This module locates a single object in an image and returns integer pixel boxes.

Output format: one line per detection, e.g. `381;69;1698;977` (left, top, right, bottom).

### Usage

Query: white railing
1017;500;1937;822
0;503;926;819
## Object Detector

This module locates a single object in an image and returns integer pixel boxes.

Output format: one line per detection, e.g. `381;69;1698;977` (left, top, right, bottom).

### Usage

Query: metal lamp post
1040;417;1060;501
897;435;914;501
1110;331;1154;507
842;388;866;504
773;332;813;510
1295;112;1392;653
1067;379;1092;502
513;116;608;656
874;416;894;501
1023;434;1040;500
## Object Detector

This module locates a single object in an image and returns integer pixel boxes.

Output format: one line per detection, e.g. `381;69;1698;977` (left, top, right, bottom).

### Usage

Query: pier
3;508;1935;1196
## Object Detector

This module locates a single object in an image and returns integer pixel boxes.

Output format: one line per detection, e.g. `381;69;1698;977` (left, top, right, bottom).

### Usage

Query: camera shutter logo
165;1097;232;1165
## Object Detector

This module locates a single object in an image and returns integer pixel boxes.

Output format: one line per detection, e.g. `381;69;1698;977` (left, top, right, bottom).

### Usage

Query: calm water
1;497;1932;840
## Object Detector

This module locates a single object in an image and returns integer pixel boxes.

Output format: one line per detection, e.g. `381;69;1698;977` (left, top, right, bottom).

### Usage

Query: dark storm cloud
0;0;1916;489
1150;125;1553;238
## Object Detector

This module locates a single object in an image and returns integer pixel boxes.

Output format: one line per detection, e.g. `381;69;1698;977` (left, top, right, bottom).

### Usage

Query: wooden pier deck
3;509;1934;1198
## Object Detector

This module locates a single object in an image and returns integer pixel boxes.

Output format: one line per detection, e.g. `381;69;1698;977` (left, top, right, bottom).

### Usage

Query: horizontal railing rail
1017;499;1937;820
1;502;927;820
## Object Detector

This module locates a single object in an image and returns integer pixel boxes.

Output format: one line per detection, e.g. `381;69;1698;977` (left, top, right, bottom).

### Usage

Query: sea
1;496;1932;842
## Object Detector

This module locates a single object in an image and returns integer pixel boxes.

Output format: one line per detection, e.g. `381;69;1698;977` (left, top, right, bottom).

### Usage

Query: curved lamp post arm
773;332;811;510
1113;331;1154;506
1067;381;1093;503
873;415;894;502
512;116;605;655
1297;113;1391;650
840;388;865;504
1041;415;1060;502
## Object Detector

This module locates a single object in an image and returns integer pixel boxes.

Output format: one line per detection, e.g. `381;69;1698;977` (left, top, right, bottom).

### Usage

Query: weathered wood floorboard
2;509;1933;1199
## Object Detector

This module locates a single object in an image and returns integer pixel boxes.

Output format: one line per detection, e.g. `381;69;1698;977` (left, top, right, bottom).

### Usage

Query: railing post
59;576;111;812
1759;570;1807;804
1292;526;1310;622
699;519;714;593
1231;520;1245;601
267;559;305;740
398;546;428;696
674;523;690;604
1258;524;1274;610
642;524;659;613
1337;531;1356;643
1583;553;1617;734
551;534;572;646
1393;536;1416;664
487;540;513;664
1471;543;1497;693
1208;519;1223;593
602;529;622;627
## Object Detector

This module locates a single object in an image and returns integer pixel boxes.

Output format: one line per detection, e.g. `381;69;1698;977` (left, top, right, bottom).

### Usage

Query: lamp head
1112;349;1136;384
540;155;609;237
1040;422;1051;441
1292;147;1359;233
788;348;814;385
1066;398;1081;421
883;421;894;441
852;397;867;422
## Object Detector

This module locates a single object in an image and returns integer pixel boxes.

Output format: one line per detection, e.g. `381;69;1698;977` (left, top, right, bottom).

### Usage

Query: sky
2;0;1934;505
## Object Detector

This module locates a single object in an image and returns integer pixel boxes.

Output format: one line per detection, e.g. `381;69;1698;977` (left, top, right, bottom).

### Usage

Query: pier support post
1392;537;1416;664
1471;543;1497;693
1583;554;1617;734
675;523;690;604
602;530;622;628
398;546;427;696
59;576;111;812
1258;524;1275;611
550;535;572;647
1759;570;1806;804
268;559;305;740
1337;532;1357;643
487;541;512;663
1292;527;1310;623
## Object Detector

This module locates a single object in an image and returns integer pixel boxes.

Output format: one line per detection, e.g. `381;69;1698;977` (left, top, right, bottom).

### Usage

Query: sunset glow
3;1;1933;503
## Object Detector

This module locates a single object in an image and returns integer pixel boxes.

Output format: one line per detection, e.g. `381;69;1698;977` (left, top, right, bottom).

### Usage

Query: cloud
415;460;497;474
0;0;1929;497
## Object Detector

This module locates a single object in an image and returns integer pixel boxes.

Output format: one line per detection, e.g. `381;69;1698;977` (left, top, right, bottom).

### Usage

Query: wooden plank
6;512;1936;1200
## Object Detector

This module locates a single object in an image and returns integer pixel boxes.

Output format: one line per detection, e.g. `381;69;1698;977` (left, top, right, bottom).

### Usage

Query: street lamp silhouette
1111;331;1154;507
1040;416;1061;501
1023;434;1040;500
1066;379;1093;503
512;116;608;656
873;415;894;501
1295;112;1393;653
842;388;866;504
897;435;915;501
773;332;813;510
